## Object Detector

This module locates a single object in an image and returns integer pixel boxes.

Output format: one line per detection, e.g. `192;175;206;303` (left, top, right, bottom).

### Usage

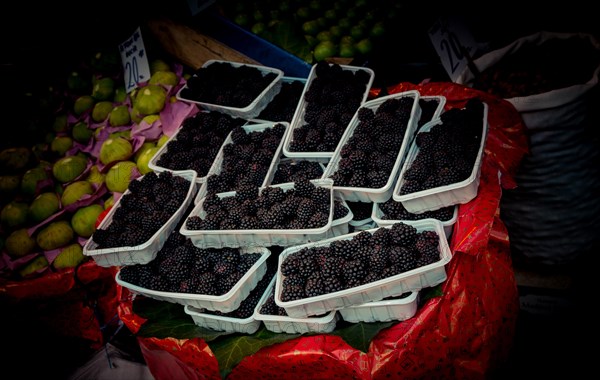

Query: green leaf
328;319;395;352
134;297;230;341
208;326;301;378
266;21;312;62
419;284;444;304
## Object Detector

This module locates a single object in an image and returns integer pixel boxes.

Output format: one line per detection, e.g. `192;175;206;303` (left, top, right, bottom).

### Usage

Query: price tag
119;26;151;93
428;16;479;82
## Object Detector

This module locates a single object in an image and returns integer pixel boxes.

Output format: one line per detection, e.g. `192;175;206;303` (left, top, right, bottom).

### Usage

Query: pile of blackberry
271;159;323;185
329;96;415;188
379;200;455;222
91;171;190;249
255;79;305;122
399;98;485;195
180;61;279;108
119;232;262;295
186;179;331;230
206;123;286;193
288;62;371;153
155;112;246;176
279;222;440;302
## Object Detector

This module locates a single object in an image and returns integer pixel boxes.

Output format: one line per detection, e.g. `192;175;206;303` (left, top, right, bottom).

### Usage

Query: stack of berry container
282;63;375;160
274;220;452;319
180;179;336;249
372;202;458;239
254;275;339;334
321;90;422;203
197;121;289;196
176;59;284;119
392;102;489;213
249;76;307;124
115;247;271;313
337;291;419;323
184;304;263;334
82;170;198;267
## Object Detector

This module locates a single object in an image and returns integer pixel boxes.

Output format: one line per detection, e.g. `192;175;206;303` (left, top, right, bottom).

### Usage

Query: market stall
116;80;528;379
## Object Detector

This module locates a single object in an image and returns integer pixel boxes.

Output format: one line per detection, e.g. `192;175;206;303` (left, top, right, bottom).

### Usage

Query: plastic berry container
184;304;262;334
320;90;422;203
392;102;489;213
115;246;270;313
282;63;375;160
180;179;336;249
274;219;452;319
82;170;198;267
176;59;284;119
338;291;419;323
372;202;458;239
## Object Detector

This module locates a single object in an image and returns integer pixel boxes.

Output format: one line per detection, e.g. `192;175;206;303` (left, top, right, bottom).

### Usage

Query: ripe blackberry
282;274;307;293
367;170;389;188
238;252;261;272
192;255;211;274
357;107;375;122
342;259;367;287
304;272;326;298
372;227;391;247
388;246;418;272
368;247;389;275
354;230;373;247
195;272;219;295
281;282;305;302
319;254;345;278
218;270;245;294
307;211;328;228
390;222;418;247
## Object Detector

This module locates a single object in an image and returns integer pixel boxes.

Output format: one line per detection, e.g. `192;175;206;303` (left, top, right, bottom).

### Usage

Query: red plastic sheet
120;81;528;379
0;261;119;350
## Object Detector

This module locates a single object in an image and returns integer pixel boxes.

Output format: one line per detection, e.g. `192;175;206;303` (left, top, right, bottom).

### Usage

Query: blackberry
282;274;306;293
238;252;261;272
307;211;328;228
323;275;344;294
390;222;418;247
372;227;391;247
320;254;345;278
342;259;367;287
218;270;245;294
304;272;326;298
195;272;219;295
192;255;211;274
357;107;375;122
354;230;373;247
389;246;418;272
367;170;389;188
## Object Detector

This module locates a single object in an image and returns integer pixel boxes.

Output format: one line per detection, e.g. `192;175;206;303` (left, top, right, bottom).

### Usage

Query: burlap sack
457;31;600;266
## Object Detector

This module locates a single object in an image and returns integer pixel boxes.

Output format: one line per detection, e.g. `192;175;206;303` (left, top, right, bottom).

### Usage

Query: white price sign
119;27;151;93
428;17;479;82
